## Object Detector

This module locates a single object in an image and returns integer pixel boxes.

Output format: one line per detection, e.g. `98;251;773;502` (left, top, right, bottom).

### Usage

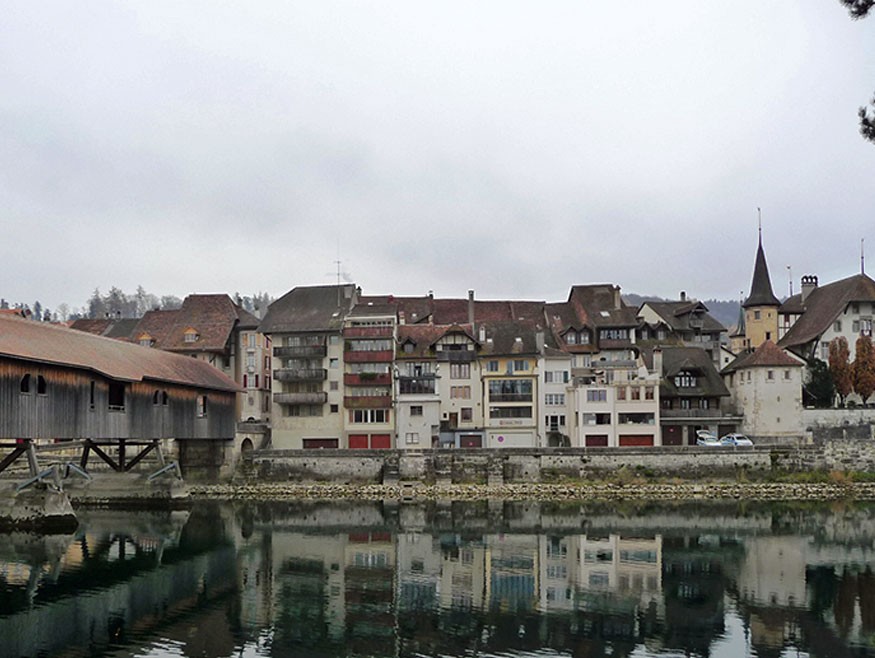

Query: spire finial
757;207;762;241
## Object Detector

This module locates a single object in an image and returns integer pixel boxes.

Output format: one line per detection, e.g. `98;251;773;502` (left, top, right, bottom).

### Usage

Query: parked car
720;433;754;447
695;430;721;447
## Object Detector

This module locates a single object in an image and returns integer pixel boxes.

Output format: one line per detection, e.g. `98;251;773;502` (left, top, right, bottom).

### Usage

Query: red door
619;435;654;447
370;434;391;449
460;434;482;448
349;434;368;449
585;435;609;447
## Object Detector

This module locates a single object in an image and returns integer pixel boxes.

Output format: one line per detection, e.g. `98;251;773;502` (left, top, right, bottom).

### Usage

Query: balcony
273;392;328;405
661;408;726;419
344;350;394;363
436;350;476;363
345;373;392;386
344;395;392;409
274;345;327;358
274;368;327;382
489;394;533;403
343;326;394;338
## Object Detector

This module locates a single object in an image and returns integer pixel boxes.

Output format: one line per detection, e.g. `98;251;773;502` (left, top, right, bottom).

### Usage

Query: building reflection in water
5;501;875;657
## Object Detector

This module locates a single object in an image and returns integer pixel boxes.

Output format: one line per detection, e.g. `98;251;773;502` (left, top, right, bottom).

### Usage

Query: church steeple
742;224;780;308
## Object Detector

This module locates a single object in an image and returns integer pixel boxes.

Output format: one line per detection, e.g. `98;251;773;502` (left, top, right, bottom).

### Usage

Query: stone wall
239;439;875;484
802;408;875;441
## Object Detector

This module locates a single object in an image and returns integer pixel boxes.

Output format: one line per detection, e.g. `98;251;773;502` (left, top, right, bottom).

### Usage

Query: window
329;358;339;368
767;370;774;380
586;389;607;402
405;432;420;445
450;386;471;399
489;406;532;419
565;331;577;345
630;386;640;400
513;359;528;371
488;379;533;402
450;363;470;379
863;319;873;336
545;393;565;405
108;382;125;411
821;341;830;360
680;399;691;410
834;321;842;332
698;398;710;409
162;391;168;405
674;371;697;387
284;404;323;417
488;360;499;372
352;409;389;423
617;387;626;400
89;380;96;409
20;374;31;394
645;386;654;400
197;394;207;417
599;328;629;340
330;404;339;413
153;390;161;405
461;407;473;421
853;320;861;333
330;380;339;391
184;328;198;343
754;310;761;320
784;370;791;380
582;413;611;425
546;414;566;429
410;405;423;416
618;412;654;424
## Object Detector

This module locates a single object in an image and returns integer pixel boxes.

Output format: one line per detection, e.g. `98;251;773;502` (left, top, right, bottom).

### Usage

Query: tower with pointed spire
741;223;780;350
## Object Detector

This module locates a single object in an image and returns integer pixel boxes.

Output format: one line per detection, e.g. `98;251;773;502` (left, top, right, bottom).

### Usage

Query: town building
723;340;806;439
258;284;357;449
637;293;727;367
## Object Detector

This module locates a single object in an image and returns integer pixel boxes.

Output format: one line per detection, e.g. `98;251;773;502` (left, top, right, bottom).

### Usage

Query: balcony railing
344;373;392;386
273;345;327;358
274;368;327;382
489;394;533;403
660;408;724;418
273;392;328;405
343;326;394;338
436;350;476;363
344;395;392;409
344;350;394;363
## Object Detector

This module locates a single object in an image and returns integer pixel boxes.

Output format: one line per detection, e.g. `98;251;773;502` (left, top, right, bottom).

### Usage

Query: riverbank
186;480;875;502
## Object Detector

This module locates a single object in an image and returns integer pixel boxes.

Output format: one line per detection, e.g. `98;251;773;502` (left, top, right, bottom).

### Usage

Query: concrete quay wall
242;441;875;485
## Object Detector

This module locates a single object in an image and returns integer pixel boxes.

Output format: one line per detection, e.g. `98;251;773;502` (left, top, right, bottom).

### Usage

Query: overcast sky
2;1;874;312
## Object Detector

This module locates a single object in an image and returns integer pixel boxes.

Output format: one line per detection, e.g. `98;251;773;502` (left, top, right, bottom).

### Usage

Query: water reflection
4;501;875;657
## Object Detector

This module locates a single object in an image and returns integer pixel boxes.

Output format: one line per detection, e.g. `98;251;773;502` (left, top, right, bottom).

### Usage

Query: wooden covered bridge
0;314;240;513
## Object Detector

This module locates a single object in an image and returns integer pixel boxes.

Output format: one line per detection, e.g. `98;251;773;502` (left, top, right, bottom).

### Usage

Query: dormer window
138;333;154;347
184;328;199;343
674;370;698;388
565;331;577;345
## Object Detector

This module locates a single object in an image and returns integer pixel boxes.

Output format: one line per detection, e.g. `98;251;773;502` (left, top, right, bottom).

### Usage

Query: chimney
613;285;622;310
536;330;545;353
801;275;818;303
478;325;486;343
468;290;475;326
652;348;663;376
680;291;686;302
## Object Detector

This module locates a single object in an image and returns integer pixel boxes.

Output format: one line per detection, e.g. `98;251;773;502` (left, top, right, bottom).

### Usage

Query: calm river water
3;498;875;657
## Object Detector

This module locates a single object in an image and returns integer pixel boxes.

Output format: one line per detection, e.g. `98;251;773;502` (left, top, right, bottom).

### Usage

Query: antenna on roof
863;238;866;275
787;265;792;297
757;207;762;241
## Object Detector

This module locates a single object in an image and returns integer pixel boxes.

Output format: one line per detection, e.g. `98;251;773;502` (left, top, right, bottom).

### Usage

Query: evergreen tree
829;336;853;405
853;334;875;404
805;358;835;409
88;288;106;318
838;0;875;142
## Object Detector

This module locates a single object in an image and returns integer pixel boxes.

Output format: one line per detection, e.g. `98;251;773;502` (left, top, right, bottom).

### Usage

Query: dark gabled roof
778;273;875;350
641;346;730;398
396;325;446;359
479;321;542;356
743;235;781;308
0;316;239;392
723;340;803;373
729;299;746;338
567;284;639;327
144;294;250;353
640;301;726;334
259;284;356;334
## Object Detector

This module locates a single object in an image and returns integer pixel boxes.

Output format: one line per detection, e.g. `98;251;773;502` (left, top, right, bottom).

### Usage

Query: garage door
460;434;482;448
619;435;654;447
370;434;391;449
349;434;368;449
585;435;609;447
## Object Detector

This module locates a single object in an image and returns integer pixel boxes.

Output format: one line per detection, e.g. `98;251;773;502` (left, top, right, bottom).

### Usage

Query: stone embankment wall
243;440;875;484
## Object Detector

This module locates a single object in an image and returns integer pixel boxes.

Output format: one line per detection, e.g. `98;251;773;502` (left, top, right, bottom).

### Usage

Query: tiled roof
156;294;244;352
723;340;803;372
641;301;726;333
641;346;730;398
396;325;448;359
0;315;239;392
259;284;356;334
778;273;875;351
743;236;781;308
